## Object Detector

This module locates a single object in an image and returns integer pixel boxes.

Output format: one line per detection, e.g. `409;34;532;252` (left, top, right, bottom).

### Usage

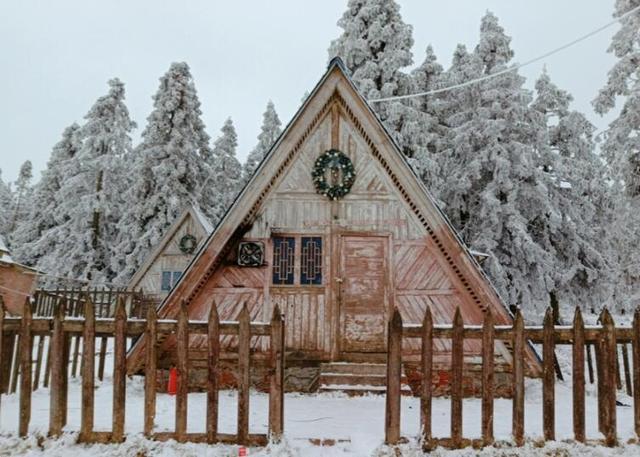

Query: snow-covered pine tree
51;78;136;282
243;101;281;182
112;62;211;284
328;0;416;155
0;170;13;235
204;118;242;224
9;160;33;237
12;123;82;267
439;13;557;315
593;0;640;309
532;69;615;312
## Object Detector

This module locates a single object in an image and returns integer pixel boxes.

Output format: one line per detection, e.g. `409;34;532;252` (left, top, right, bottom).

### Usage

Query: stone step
318;383;413;396
320;362;386;376
319;373;388;387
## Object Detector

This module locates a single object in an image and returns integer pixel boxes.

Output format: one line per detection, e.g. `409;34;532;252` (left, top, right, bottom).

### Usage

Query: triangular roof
126;204;214;291
128;58;541;375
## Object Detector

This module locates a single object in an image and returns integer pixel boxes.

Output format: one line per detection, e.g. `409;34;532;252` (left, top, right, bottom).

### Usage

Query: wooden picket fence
0;296;285;445
385;306;640;449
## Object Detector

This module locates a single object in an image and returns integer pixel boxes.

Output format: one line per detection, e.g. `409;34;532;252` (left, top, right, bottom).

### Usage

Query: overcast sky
0;1;619;184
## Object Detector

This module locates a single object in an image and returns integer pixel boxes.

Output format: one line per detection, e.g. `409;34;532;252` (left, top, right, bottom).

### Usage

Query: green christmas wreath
179;234;197;254
311;149;356;200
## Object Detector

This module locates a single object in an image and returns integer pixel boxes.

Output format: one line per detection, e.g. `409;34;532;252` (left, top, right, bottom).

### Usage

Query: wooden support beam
385;308;402;445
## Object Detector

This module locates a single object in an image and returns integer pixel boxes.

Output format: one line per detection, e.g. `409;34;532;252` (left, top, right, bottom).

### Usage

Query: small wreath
311;149;356;200
179;234;198;254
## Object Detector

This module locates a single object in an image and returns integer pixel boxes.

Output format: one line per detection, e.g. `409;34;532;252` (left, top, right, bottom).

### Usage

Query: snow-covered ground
0;373;639;456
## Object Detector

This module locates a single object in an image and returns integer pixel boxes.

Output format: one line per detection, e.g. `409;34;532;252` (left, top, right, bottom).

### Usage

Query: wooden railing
0;296;285;446
385;306;640;449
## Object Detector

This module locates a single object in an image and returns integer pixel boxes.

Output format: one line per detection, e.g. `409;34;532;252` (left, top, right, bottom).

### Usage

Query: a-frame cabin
127;58;540;394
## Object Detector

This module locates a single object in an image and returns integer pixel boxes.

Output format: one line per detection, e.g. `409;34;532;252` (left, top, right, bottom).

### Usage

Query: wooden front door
339;235;389;353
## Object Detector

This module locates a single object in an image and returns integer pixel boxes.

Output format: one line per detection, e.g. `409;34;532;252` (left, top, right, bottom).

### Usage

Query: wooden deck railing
385;306;640;450
0;296;285;446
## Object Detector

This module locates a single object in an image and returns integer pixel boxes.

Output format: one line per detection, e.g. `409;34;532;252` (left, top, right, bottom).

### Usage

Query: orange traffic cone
167;367;178;395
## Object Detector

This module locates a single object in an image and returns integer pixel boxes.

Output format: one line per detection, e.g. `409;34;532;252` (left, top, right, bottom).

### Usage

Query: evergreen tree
533;69;615;312
593;0;640;308
328;0;415;154
113;62;211;284
205;118;242;224
243;101;282;181
12;123;82;266
10;160;33;235
0;170;12;235
52;78;136;282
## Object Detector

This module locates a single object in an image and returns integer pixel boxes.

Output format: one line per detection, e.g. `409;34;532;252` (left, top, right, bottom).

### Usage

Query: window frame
270;233;325;288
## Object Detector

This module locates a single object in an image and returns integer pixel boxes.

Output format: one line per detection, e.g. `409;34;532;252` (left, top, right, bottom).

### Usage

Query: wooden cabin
0;235;38;315
127;58;541;395
126;205;213;303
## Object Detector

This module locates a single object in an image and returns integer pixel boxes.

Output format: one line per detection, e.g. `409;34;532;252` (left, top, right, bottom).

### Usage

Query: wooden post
79;294;95;442
49;300;67;437
144;304;157;437
512;309;525;446
622;344;632;397
481;308;494;446
0;299;4;413
596;335;604;434
112;298;127;442
543;307;555;441
269;304;285;441
19;298;32;437
573;307;585;443
421;307;433;450
451;307;464;449
175;301;189;442
237;304;251;445
633;308;640;439
32;335;45;390
601;309;617;446
97;337;108;382
586;343;595;384
207;302;220;443
385;308;402;445
43;336;52;388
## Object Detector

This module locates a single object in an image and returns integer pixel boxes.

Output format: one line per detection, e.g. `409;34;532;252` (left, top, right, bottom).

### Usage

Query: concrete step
319;373;387;387
320;362;386;376
318;383;413;396
317;362;412;395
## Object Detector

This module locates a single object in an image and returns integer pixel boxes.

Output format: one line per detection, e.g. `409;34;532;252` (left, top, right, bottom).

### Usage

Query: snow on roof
0;235;14;264
190;205;214;234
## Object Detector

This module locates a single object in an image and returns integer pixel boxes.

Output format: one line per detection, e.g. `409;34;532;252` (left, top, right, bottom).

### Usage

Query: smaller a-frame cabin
126;205;213;302
0;235;38;315
127;58;540;395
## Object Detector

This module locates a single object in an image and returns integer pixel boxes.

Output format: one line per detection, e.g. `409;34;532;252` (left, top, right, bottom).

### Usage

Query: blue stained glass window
272;237;295;285
300;237;323;285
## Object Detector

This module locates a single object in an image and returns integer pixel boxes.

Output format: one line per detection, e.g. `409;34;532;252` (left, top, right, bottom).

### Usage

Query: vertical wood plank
19;298;32;437
61;318;70;428
622;344;632;397
543;307;555;441
207;302;220;443
385;308;402;445
481;308;494;446
421;307;433;450
269;304;285;441
32;336;44;390
175;301;188;442
596;335;604;434
237;304;251;445
49;300;66;437
602;309;617;446
451;307;464;448
43;335;52;388
633;308;640;439
79;294;95;442
573;307;585;443
97;337;108;382
512;309;525;446
112;298;127;442
144;304;157;437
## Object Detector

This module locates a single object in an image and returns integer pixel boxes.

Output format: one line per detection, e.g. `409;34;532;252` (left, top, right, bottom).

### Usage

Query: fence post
49;300;67;437
633;308;640;439
481;308;494;446
207;302;220;443
112;298;127;442
175;301;189;442
19;298;32;437
451;307;464;448
0;298;4;413
144;304;157;437
512;309;525;446
543;307;555;441
602;308;617;446
32;335;45;391
79;294;95;442
421;306;433;451
385;308;402;445
269;304;284;441
238;304;251;445
573;307;585;443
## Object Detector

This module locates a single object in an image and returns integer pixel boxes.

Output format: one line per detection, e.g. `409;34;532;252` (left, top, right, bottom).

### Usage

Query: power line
369;4;640;104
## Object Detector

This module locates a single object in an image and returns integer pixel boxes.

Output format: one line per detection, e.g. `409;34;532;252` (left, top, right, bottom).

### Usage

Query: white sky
0;1;619;184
